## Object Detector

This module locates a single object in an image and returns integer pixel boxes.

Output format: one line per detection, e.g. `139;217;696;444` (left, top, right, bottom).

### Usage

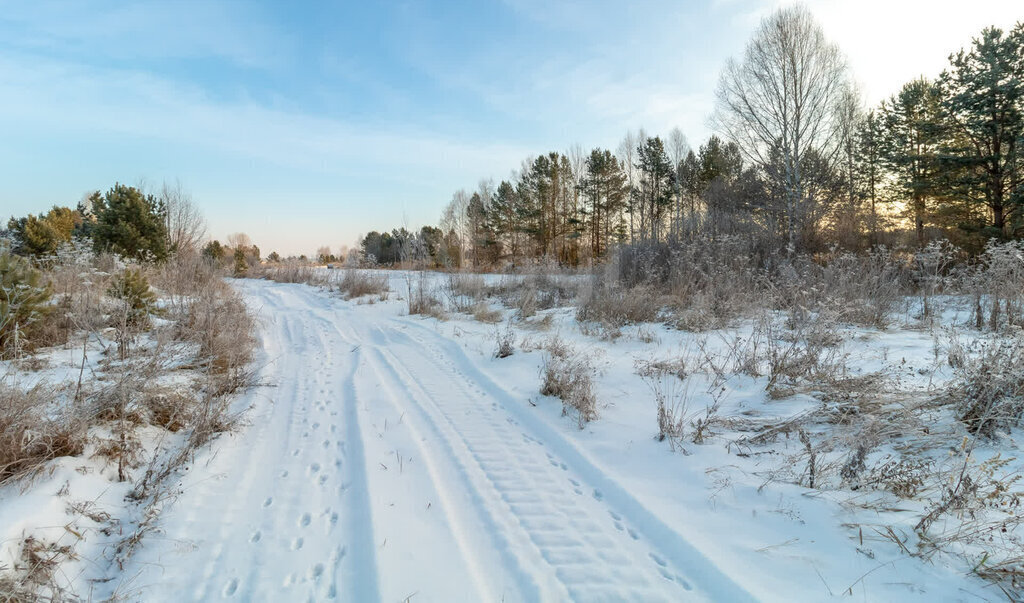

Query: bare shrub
336;269;389;300
576;279;660;328
814;247;909;328
540;344;598;428
179;278;257;394
514;285;537;320
259;261;325;286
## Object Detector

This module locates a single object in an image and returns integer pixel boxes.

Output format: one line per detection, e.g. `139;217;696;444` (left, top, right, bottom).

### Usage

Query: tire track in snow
381;320;756;602
334;344;382;601
360;345;540;602
367;327;683;601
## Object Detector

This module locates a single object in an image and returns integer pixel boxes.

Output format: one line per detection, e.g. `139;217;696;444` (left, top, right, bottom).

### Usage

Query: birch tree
713;4;850;249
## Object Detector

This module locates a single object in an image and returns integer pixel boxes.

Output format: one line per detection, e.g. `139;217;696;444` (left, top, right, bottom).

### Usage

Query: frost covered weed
540;340;597;428
642;371;691;451
494;322;516;358
946;336;1024;437
969;239;1024;331
470;302;502;324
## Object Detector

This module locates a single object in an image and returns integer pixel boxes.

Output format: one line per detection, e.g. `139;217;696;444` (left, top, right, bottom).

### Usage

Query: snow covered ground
4;271;1017;601
103;274;1013;601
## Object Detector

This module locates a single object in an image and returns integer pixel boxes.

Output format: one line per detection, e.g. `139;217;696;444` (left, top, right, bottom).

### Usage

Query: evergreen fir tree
93;183;169;262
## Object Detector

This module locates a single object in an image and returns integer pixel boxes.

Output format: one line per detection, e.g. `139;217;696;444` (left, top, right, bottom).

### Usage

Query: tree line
4;181;270;277
6;183;194;262
360;7;1023;268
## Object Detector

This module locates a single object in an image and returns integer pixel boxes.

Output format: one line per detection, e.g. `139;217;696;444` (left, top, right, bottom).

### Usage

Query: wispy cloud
0;0;287;68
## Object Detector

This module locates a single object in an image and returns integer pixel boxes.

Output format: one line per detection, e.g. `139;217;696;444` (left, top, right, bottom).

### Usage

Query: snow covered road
124;280;753;602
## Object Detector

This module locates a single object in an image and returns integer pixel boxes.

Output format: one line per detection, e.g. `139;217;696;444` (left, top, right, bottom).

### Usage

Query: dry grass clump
0;384;86;486
336;269;389;300
0;535;79;602
471;302;502;324
258;262;324;286
494;322;516;358
406;274;445;319
446;273;489;305
539;339;597;428
576;279;661;328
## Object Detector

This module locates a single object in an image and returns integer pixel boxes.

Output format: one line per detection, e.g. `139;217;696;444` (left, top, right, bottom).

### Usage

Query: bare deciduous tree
667;127;690;238
713;4;850;249
226;232;252;250
161;181;207;254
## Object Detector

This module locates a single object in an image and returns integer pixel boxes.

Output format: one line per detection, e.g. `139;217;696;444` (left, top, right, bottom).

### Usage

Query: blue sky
1;0;1020;256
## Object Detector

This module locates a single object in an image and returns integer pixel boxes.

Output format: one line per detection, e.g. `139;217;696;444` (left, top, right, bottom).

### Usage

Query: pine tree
108;269;158;327
93;183;169;261
880;78;945;245
583;149;626;258
635;137;674;241
939;24;1024;238
0;247;51;356
7;206;81;257
233;247;249;276
855;110;886;245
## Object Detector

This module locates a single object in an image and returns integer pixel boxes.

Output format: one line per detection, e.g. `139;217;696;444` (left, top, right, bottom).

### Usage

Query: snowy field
3;270;1021;601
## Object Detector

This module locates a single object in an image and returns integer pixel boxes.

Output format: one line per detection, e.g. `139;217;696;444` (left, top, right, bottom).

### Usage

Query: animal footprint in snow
262;497;274;508
592;489;603;501
308;463;321;475
291;537;304;551
299;513;312;527
250;531;262;544
222;578;239;597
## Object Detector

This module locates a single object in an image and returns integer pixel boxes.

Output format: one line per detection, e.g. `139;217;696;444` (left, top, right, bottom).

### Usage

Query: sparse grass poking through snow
406;274;445;320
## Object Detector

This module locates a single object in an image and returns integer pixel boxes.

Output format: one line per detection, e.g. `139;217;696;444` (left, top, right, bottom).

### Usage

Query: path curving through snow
121;280;753;602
